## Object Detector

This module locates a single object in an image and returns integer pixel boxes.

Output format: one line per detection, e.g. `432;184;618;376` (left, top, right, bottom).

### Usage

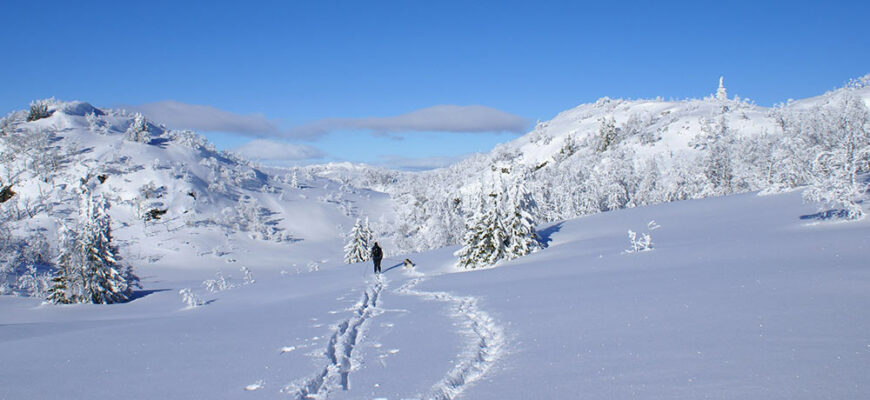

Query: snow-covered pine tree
597;116;620;152
46;224;83;304
343;218;371;264
80;190;139;303
502;174;541;259
455;192;506;269
46;190;139;304
125;113;150;143
363;217;374;249
716;76;728;101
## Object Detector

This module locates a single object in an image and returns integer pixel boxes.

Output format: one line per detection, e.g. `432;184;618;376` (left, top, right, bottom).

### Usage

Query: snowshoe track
397;277;505;400
283;278;383;399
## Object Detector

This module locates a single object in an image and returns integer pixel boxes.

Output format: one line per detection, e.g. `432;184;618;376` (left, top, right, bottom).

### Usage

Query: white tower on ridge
716;76;728;101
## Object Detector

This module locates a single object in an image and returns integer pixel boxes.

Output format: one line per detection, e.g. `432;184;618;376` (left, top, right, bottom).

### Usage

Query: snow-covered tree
625;229;654;253
46;224;82;304
241;266;255;284
344;217;372;263
597;116;620;152
125;113;151;143
781;91;870;219
202;271;234;293
716;76;728;101
27;99;52;122
179;288;202;308
502;175;541;259
692;112;735;195
801;94;870;219
456;167;540;268
455;193;506;269
47;190;139;304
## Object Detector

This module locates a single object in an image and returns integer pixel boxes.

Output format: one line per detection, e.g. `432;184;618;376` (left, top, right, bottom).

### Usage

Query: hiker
371;242;383;274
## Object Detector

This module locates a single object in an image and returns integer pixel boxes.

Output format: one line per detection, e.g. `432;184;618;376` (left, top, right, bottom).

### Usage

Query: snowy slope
0;100;397;288
2;188;868;399
307;78;870;254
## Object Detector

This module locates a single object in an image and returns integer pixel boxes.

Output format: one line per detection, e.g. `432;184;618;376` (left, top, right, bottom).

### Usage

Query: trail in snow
282;277;384;399
397;276;506;400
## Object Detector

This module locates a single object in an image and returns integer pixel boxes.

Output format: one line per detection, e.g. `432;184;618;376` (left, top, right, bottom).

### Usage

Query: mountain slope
309;76;870;254
1;184;867;399
0;100;395;291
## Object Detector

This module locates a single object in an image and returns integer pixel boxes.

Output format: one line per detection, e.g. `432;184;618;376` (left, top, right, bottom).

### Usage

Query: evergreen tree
125;113;150;143
597;116;620;152
455;193;506;269
46;224;83;304
502;177;541;259
46;190;139;304
716;76;728;101
455;168;540;268
343;218;372;264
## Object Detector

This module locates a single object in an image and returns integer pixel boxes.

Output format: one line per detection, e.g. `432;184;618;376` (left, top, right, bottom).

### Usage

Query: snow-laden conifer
502;175;541;259
125;113;151;143
47;189;139;304
455;193;506;269
344;217;372;264
46;224;82;304
456;166;540;268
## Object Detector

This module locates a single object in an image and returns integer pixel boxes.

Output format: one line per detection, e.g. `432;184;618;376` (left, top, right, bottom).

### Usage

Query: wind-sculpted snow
283;278;384;398
397;277;506;400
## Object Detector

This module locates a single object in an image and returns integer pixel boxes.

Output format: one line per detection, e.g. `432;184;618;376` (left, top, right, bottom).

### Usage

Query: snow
2;187;868;399
2;84;869;398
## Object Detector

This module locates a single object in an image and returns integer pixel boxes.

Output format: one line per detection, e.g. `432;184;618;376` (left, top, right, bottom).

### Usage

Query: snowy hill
1;186;867;399
308;76;870;253
0;100;395;293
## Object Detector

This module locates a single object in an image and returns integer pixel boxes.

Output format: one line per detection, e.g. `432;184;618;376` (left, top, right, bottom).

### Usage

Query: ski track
282;278;384;399
397;277;506;400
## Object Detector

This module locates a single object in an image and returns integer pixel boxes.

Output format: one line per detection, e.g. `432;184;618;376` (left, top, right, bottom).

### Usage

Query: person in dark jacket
371;242;383;274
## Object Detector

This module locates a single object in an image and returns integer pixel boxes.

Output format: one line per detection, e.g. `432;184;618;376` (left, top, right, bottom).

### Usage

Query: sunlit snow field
2;188;868;399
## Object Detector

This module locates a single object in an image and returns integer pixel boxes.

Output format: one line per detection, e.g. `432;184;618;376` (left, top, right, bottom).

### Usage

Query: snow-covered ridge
310;76;870;254
0;99;393;296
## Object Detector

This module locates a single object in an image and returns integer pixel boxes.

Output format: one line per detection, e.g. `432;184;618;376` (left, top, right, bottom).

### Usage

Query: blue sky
2;1;868;169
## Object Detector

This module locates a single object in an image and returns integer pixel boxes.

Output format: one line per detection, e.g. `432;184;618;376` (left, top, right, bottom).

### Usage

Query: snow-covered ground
2;187;868;399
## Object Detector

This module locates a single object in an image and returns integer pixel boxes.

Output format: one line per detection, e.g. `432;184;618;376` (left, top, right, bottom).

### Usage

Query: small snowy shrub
625;230;654;253
85;111;109;135
179;288;203;308
202;272;234;293
241;266;255;285
27;100;52;122
125;113;151;143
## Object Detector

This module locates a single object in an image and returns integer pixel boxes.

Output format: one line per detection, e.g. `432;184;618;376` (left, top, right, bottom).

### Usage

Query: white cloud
291;105;528;137
127;100;280;136
234;139;324;161
125;101;529;141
